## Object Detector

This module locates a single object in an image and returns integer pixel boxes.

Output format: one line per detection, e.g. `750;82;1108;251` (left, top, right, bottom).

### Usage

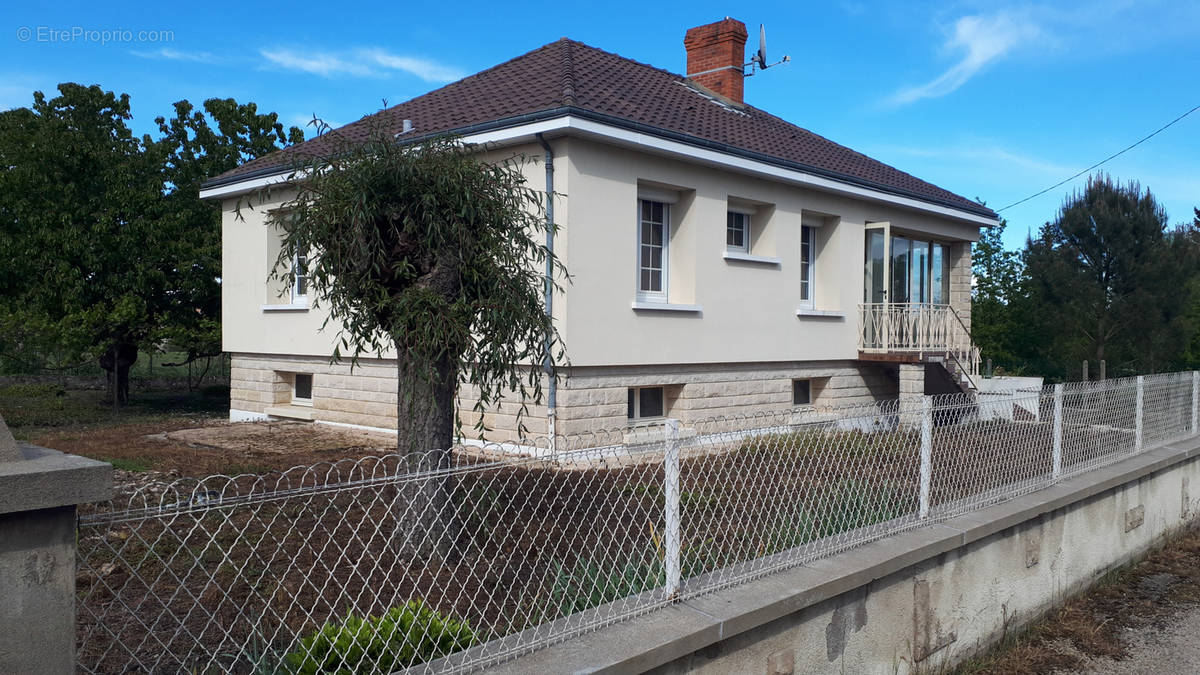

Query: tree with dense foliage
971;217;1025;372
263;127;564;556
0;84;300;404
153;99;305;368
1174;207;1200;370
1021;174;1194;378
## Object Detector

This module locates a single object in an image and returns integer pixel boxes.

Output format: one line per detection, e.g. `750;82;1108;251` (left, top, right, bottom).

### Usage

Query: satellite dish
745;23;789;75
756;24;767;70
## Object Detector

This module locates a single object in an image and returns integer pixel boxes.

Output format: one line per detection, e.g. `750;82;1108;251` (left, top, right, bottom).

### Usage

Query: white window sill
264;405;314;420
722;251;782;266
632;301;703;313
796;308;846;319
261;303;309;312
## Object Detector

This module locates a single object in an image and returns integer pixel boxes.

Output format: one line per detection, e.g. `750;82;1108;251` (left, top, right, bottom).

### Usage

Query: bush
282;600;478;673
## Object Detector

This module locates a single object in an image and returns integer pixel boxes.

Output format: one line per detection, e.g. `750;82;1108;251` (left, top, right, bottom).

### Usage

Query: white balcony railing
859;303;980;382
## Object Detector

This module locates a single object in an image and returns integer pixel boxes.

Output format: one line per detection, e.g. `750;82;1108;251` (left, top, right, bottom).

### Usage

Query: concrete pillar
948;242;972;328
0;415;111;674
899;364;925;427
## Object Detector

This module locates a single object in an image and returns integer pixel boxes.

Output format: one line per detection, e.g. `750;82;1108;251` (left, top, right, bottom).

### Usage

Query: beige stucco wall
219;141;564;359
559;138;980;368
221;135;982;370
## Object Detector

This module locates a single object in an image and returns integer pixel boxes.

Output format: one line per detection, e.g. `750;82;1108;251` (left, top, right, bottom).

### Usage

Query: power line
996;103;1200;213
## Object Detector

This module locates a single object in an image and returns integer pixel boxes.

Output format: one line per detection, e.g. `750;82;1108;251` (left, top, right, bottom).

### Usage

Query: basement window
627;386;665;420
792;379;812;406
292;373;313;407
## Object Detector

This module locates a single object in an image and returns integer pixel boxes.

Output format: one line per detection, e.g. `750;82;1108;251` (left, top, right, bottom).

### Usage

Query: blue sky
4;0;1197;249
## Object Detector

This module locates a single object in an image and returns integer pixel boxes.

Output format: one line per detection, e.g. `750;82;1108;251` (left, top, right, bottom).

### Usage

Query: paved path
1079;604;1200;674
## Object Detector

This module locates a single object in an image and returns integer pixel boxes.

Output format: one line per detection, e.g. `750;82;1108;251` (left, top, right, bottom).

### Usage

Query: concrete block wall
645;443;1200;674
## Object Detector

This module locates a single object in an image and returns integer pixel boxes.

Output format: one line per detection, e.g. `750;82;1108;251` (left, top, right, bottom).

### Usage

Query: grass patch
0;386;229;438
953;527;1200;674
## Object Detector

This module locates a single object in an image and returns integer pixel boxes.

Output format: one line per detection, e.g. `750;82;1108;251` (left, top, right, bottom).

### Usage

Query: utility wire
996;103;1200;213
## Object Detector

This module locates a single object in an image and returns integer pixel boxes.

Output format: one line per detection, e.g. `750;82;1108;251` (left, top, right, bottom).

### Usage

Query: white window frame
291;246;309;304
292;373;314;407
799;224;816;309
636;199;669;303
726;211;751;253
627;385;666;421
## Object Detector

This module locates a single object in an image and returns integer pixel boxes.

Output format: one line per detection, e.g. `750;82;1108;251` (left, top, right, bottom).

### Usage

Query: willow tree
265;128;564;556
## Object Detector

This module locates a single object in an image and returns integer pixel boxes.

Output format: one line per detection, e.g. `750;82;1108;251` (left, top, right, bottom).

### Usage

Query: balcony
858;303;980;383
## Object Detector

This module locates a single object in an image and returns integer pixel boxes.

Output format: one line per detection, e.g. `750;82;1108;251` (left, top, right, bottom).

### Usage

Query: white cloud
260;48;375;77
881;142;1076;179
359;49;465;83
131;47;222;64
260;47;464;83
889;12;1040;105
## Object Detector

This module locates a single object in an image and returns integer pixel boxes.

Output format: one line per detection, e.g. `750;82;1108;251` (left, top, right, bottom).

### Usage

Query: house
200;18;998;442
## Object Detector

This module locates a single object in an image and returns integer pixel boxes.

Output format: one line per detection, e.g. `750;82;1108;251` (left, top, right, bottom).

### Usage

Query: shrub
282;600;478;674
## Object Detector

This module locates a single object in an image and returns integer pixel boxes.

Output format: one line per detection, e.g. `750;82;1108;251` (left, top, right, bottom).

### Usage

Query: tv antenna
745;23;790;76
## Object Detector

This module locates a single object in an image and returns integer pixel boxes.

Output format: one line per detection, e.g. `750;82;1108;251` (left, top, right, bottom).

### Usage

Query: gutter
536;133;557;446
200;106;997;222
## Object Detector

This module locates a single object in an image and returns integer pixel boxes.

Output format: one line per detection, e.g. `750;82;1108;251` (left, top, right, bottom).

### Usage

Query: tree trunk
99;342;138;408
394;352;459;560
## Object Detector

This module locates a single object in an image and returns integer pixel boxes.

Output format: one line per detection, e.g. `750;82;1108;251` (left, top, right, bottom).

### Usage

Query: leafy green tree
0;84;300;403
0;84;163;402
1022;174;1194;378
152;99;304;368
1175;208;1200;370
263;127;564;556
971;217;1024;371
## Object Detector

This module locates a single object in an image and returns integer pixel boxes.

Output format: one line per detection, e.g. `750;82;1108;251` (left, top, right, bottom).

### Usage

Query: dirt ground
31;418;397;484
956;526;1200;674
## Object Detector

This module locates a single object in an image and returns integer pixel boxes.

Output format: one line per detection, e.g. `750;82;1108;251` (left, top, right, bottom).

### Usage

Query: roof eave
200;108;999;225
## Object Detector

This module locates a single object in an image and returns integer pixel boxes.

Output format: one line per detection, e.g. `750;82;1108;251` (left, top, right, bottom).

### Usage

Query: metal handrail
858;303;981;385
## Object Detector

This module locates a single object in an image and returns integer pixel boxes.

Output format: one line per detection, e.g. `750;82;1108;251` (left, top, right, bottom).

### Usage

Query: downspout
537;133;557;448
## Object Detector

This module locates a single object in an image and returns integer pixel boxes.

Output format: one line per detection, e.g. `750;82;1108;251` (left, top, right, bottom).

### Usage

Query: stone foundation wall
950;242;972;331
231;354;899;442
555;361;897;436
230;354;542;443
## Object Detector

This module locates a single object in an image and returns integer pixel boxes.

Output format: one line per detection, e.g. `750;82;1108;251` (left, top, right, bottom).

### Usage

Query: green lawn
0;382;229;440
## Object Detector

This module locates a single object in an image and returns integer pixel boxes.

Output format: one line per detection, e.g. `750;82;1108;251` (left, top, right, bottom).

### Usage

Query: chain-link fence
76;371;1200;673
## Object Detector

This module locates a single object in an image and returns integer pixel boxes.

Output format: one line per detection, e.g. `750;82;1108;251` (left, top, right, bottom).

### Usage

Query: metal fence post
1192;371;1199;437
1052;384;1063;479
1135;375;1144;452
919;397;933;519
663;418;681;598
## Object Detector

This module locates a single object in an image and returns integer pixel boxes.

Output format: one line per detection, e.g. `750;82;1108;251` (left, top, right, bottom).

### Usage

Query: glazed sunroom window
864;231;949;305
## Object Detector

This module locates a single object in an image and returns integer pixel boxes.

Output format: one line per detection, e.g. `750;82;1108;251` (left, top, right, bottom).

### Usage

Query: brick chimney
684;17;749;104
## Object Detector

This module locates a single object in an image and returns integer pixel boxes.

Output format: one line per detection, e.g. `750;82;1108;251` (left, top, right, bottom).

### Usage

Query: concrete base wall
654;457;1193;674
0;506;77;674
490;437;1200;675
230;354;897;442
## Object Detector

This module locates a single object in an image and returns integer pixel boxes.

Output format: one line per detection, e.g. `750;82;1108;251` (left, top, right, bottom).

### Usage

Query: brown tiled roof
206;39;995;218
